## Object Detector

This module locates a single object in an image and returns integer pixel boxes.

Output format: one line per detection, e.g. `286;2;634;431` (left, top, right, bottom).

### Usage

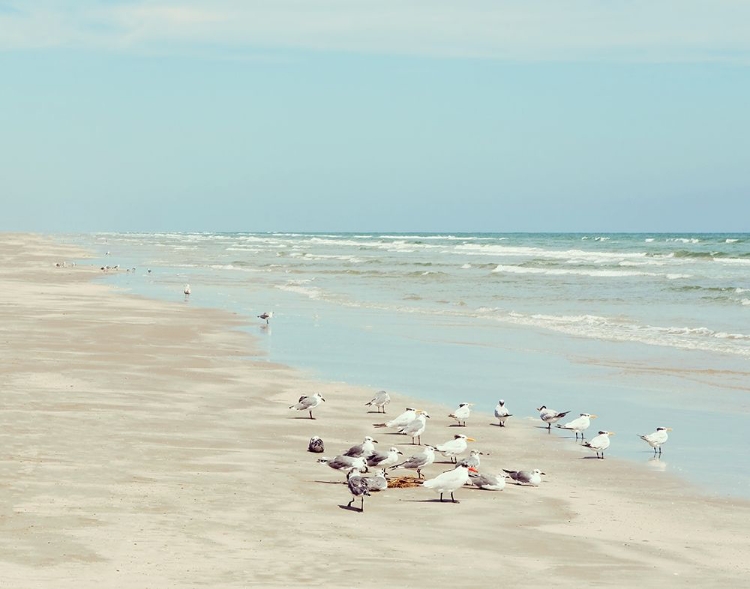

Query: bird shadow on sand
312;479;347;485
402;498;462;504
448;424;468;428
338;504;364;513
289;416;317;420
488;423;509;427
366;411;387;414
580;456;604;460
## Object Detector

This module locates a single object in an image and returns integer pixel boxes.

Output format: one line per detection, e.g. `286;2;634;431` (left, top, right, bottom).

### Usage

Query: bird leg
360;497;364;512
347;498;354;508
309;411;315;420
417;468;423;479
451;492;458;503
439;493;444;502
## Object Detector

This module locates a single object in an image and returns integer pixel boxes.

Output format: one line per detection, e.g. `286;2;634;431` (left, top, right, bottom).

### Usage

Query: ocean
65;232;750;498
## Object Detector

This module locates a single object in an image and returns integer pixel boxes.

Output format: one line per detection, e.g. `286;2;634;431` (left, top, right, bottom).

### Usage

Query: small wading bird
422;464;478;503
258;311;273;324
373;407;418;430
390;445;436;479
346;468;370;512
399;410;430;445
503;468;545;487
494;399;512;426
557;413;597;441
365;390;391;413
448;403;474;427
183;284;191;300
537;405;571;431
289;392;326;419
639;427;672;455
583;430;615;459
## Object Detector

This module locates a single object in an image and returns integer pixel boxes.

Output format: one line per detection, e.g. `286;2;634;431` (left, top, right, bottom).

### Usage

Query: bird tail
288;405;295;409
365;401;372;406
448;413;456;418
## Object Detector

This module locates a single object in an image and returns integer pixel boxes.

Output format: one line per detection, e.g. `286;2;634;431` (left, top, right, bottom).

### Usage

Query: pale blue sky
1;1;748;232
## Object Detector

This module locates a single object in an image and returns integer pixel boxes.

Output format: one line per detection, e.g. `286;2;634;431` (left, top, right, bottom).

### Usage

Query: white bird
343;436;378;458
289;392;326;419
503;469;545;487
183;284;191;299
423;464;478;503
494;399;512;427
448;403;473;427
390;445;436;479
583;430;614;459
557;413;597;441
537;405;571;430
367;447;403;468
258;311;273;324
456;449;483;470
639;427;672;455
363;469;388;492
365;390;391;413
318;455;368;473
436;434;475;463
373;407;417;429
346;468;370;512
470;472;507;491
399;410;430;445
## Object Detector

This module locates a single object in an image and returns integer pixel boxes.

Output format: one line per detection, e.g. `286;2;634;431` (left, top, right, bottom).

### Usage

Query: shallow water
65;232;750;498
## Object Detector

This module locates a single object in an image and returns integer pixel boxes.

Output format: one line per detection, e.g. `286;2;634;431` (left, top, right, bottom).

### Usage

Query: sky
1;1;749;233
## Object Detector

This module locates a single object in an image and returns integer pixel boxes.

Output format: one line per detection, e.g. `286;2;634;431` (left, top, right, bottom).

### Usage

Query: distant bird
503;469;545;487
363;468;388;492
494;399;512;427
456;449;483;470
557;413;597;441
583;430;614;459
470;472;507;491
365;390;391;413
367;447;403;468
448;403;474;427
183;284;191;299
343;436;378;458
289;392;326;419
307;436;325;453
399;410;430;445
373;407;418;430
148;269;152;273
258;311;273;324
318;455;368;473
537;406;571;431
423;464;478;503
639;427;672;455
346;468;370;512
436;434;475;463
391;445;436;479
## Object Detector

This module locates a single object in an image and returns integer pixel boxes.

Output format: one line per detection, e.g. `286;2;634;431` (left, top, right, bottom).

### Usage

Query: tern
258;311;273;324
436;434;475;463
557;413;597;441
373;407;417;429
583;430;614;459
639;427;672;455
494;400;512;427
448;403;473;427
423;464;478;503
537;405;571;431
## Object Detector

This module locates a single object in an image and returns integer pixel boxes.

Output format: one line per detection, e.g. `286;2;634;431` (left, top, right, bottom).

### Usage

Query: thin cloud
1;0;749;63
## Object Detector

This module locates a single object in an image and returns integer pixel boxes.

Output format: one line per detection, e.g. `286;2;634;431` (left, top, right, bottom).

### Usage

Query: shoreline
2;233;749;587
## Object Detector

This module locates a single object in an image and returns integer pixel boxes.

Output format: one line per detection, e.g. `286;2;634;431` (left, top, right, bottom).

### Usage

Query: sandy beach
1;233;749;588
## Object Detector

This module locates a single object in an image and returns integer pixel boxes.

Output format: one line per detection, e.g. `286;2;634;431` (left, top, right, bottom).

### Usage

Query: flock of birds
289;391;673;512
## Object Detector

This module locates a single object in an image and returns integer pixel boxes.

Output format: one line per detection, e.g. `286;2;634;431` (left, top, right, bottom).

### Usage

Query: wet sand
1;233;749;588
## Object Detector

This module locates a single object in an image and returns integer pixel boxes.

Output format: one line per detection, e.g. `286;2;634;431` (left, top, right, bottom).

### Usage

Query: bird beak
608;432;615;436
590;414;598;418
398;450;403;455
468;467;478;473
666;427;673;431
540;472;546;475
372;440;379;444
321;397;326;402
466;438;476;442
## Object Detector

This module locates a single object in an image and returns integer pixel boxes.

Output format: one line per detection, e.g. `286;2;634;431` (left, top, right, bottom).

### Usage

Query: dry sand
1;233;749;588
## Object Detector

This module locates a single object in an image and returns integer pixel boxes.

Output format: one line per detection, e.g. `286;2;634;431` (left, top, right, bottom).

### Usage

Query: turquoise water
66;232;750;498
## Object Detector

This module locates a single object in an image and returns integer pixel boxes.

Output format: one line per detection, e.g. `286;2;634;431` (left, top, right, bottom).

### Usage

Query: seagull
470;472;507;491
258;311;273;324
639;427;672;455
456;449;483;470
289;392;326;419
363;468;388;492
399;410;430;445
343;436;378;458
557;413;597;441
346;468;370;512
373;407;417;429
390;445;436;479
583;430;614;459
537;405;571;431
448;403;474;427
367;447;403;468
503;469;545;486
365;390;391;413
423;464;478;503
494;400;512;426
183;284;191;299
307;436;325;453
318;455;368;473
436;434;475;463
